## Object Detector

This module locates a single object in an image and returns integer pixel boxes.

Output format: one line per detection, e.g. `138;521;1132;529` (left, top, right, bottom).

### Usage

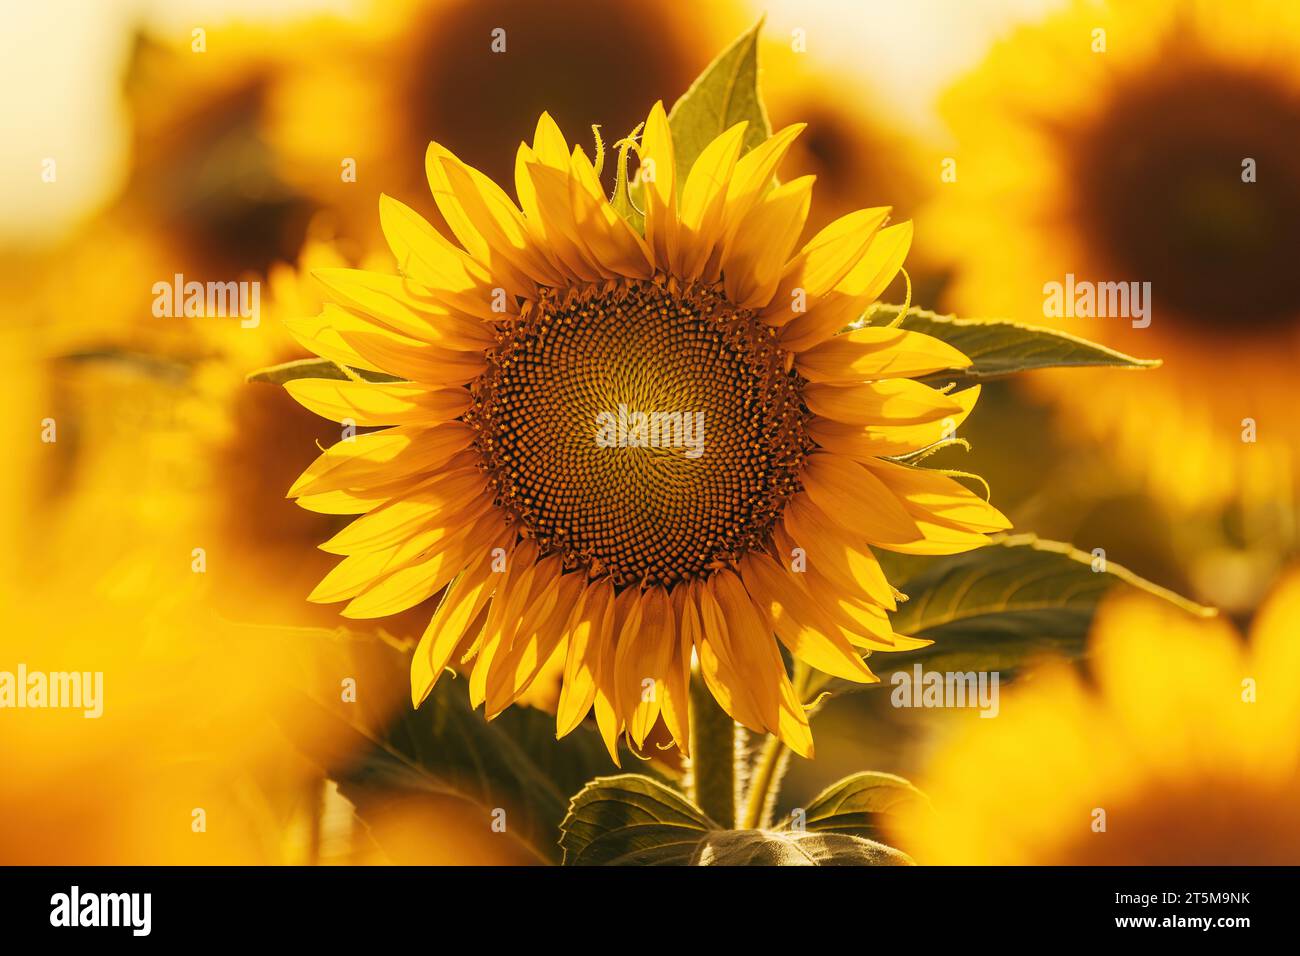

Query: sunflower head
284;101;1009;761
894;571;1300;865
468;276;811;588
932;0;1300;513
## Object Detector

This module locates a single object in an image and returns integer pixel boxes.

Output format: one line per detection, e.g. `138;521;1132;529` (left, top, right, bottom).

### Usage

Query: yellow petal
798;568;925;651
764;206;891;322
486;566;585;718
556;580;615;738
305;294;486;371
514;140;597;282
521;157;608;281
614;585;675;747
640;100;678;270
692;580;766;732
377;194;497;319
774;514;895;611
285;378;471;427
710;123;807;275
284;307;381;373
673;121;748;279
321;473;490;554
795;325;972;382
569;147;654;278
848;220;913;301
722;175;814;309
610;588;644;723
807;385;980;459
488;554;566;694
712;571;813;757
320;490;489;563
336;327;486;385
593;586;635;764
288;422;475;498
873;519;995;555
342;511;504;619
469;539;540;708
800;454;922;544
866;457;1012;533
482;553;558;673
468;627;504;712
709;569;783;731
803;379;963;426
411;533;511;707
531;111;572;169
426;141;561;289
774;691;815;760
295;483;410;516
314;267;499;348
778;222;915;351
659;585;694;754
307;507;481;604
308;552;389;605
739;552;877;682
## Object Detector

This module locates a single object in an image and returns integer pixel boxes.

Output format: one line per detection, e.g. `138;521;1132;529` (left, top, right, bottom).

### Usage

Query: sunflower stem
741;734;789;830
689;675;737;828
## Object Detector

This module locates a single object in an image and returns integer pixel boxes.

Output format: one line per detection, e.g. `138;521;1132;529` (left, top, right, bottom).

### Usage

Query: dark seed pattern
466;276;811;587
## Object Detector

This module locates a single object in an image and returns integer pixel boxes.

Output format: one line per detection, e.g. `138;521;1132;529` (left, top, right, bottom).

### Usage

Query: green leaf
246;357;404;386
802;535;1213;704
561;774;715;865
616;20;770;230
58;348;192;383
864;305;1160;380
873;534;1213;679
781;771;930;844
666;18;771;183
276;630;615;864
559;774;913;865
492;705;629;799
691;829;913;866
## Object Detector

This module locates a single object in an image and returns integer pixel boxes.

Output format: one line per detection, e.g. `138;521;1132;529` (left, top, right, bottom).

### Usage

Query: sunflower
929;0;1300;516
0;318;339;866
283;103;1009;762
119;29;317;280
757;39;932;246
755;53;947;311
267;0;734;245
895;571;1300;864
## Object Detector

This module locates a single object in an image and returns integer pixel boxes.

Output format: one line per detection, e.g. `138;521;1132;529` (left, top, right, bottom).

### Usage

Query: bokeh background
2;0;1296;864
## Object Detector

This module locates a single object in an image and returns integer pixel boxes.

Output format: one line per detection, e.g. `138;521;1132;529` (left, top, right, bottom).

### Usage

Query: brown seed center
1071;63;1300;330
468;277;810;586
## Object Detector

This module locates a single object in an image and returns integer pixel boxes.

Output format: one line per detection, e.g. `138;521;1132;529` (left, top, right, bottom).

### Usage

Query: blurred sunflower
121;29;317;280
930;0;1300;514
896;571;1300;864
0;328;332;865
4;286;526;865
757;42;938;298
20;24;338;579
267;0;732;243
283;104;1009;763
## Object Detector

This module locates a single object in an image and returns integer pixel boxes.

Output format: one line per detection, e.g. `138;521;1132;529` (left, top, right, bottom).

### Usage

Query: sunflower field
2;0;1298;895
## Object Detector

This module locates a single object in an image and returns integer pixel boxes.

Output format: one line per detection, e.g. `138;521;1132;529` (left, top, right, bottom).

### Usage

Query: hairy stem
689;676;736;828
741;733;789;830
